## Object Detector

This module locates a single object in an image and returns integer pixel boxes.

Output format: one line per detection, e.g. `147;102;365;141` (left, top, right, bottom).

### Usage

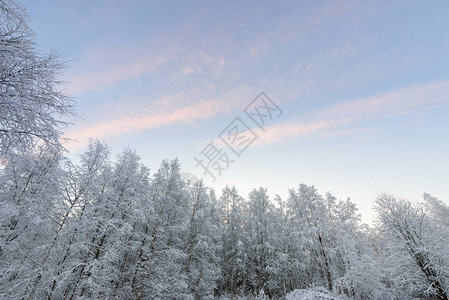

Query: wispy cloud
59;0;449;154
64;85;258;151
253;119;350;146
65;99;219;149
63;9;201;96
65;79;449;152
318;80;449;120
254;80;449;146
66;51;176;95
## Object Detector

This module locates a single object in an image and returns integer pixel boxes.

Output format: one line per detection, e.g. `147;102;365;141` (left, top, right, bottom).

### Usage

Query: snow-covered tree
424;193;449;229
218;185;248;298
58;148;152;299
245;187;277;297
375;194;449;300
285;184;335;291
185;181;221;299
330;196;389;300
0;146;64;299
0;0;74;159
137;159;191;299
45;139;111;300
263;194;292;298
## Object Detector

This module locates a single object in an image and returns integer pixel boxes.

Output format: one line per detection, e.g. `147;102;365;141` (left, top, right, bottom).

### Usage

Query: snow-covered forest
1;0;449;299
2;140;449;300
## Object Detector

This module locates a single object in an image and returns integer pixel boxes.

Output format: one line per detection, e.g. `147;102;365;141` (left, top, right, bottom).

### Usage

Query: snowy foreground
219;287;354;299
285;288;348;300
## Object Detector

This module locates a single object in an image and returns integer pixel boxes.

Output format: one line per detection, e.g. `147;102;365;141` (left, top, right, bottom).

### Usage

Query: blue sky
24;0;449;222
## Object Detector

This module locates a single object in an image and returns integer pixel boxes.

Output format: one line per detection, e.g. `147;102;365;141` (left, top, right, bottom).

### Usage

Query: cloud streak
254;80;449;146
64;84;258;151
65;79;449;153
65;99;220;149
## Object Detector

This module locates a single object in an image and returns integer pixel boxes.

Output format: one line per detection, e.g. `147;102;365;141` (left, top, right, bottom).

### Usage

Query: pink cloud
64;79;449;152
64;85;258;151
65;99;221;150
254;118;350;146
253;80;449;146
319;80;449;120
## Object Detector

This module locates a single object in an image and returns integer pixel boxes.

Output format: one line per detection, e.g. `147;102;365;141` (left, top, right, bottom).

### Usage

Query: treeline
0;141;448;299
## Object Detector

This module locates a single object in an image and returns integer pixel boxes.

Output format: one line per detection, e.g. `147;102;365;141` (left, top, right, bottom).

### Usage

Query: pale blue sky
24;0;449;222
